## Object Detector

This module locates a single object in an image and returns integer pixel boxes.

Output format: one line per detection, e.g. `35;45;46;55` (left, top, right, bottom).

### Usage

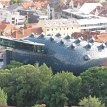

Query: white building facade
0;9;26;26
37;19;80;37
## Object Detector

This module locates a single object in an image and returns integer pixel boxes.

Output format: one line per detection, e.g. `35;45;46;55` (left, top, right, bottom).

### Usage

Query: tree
0;63;52;106
32;104;41;107
4;60;23;70
42;71;81;107
10;0;21;4
12;64;52;107
0;88;7;106
79;95;105;107
80;66;107;106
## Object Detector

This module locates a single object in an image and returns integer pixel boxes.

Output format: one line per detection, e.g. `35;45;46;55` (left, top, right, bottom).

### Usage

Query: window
67;28;69;30
47;29;49;31
12;21;15;24
72;27;73;29
60;28;61;30
12;18;15;20
52;29;53;31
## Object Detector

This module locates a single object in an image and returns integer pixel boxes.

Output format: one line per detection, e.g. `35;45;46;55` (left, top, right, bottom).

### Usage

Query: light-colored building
77;17;107;32
0;10;26;27
0;3;3;8
62;9;95;19
37;19;80;37
79;3;102;14
62;8;107;32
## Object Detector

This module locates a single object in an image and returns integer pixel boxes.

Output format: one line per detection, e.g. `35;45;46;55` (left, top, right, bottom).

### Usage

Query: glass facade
0;37;44;53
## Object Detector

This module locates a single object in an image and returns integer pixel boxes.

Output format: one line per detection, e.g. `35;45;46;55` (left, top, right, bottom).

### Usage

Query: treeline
0;61;107;107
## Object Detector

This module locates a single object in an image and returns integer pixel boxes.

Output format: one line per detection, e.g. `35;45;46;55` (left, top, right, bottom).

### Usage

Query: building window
12;21;15;24
47;29;49;31
60;28;61;30
52;29;53;31
72;27;73;29
67;28;69;30
12;18;15;20
56;28;57;30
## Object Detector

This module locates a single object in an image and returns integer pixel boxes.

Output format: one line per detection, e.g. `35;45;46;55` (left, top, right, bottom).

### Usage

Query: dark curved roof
21;33;107;73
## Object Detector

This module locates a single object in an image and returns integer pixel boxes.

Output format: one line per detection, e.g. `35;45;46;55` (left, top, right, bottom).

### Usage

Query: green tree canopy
32;104;41;107
0;64;52;107
0;88;7;106
79;95;105;107
80;66;107;106
10;0;21;4
42;71;81;107
4;60;23;70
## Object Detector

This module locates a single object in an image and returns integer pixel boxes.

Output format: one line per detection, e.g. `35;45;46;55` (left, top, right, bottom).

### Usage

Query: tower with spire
47;4;51;19
69;0;74;9
47;4;55;20
64;0;67;6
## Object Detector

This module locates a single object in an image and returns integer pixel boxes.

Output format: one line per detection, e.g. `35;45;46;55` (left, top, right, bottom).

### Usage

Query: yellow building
37;19;80;37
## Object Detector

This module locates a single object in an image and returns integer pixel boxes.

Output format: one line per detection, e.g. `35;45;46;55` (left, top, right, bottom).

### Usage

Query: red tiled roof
0;24;6;31
20;0;49;9
101;61;107;66
11;26;43;38
72;31;100;41
95;33;107;43
0;1;10;6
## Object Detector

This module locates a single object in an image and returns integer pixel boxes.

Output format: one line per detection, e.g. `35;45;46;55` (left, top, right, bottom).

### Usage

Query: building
18;8;39;23
79;3;102;14
62;9;94;19
62;8;107;32
2;32;107;74
37;19;80;37
0;9;26;27
0;2;3;8
77;16;107;32
11;24;43;38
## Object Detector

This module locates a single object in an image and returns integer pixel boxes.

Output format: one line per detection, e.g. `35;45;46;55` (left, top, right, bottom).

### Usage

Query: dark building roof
21;33;107;73
7;4;23;11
